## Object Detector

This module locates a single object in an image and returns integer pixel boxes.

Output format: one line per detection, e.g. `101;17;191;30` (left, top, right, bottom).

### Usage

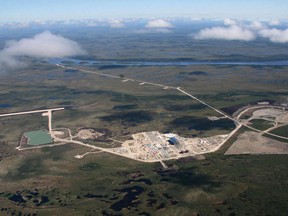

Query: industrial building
168;137;180;145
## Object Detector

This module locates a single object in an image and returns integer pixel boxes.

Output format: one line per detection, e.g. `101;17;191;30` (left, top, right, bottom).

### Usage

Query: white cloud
259;28;288;43
194;20;288;43
0;31;86;71
135;19;174;34
145;19;173;28
190;17;203;21
269;20;281;26
195;25;256;41
108;19;125;28
224;18;237;26
83;20;99;27
249;20;263;29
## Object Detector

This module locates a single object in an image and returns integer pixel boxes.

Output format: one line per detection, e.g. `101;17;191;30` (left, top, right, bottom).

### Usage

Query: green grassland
0;145;288;215
270;125;288;138
1;62;288;215
249;119;275;131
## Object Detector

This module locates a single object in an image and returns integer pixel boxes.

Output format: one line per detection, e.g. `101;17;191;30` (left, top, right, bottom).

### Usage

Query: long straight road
176;87;239;124
0;108;65;117
55;64;235;121
56;64;178;89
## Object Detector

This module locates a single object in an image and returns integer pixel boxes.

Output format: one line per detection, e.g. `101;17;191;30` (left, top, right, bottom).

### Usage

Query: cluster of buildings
111;131;227;162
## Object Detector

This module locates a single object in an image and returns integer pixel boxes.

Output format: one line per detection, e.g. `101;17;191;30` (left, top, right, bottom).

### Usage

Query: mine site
1;64;287;167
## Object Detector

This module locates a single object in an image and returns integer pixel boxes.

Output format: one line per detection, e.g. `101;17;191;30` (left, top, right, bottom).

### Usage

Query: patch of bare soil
225;131;288;155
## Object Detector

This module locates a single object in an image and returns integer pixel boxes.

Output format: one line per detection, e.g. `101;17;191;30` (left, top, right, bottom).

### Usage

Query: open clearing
225;131;288;155
251;108;288;123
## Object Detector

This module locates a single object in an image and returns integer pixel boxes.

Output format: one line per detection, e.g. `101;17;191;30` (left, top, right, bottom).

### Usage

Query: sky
1;0;287;22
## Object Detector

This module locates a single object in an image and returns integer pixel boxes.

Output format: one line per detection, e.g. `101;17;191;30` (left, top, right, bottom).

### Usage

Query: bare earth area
225;131;288;155
76;128;104;140
250;108;288;123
